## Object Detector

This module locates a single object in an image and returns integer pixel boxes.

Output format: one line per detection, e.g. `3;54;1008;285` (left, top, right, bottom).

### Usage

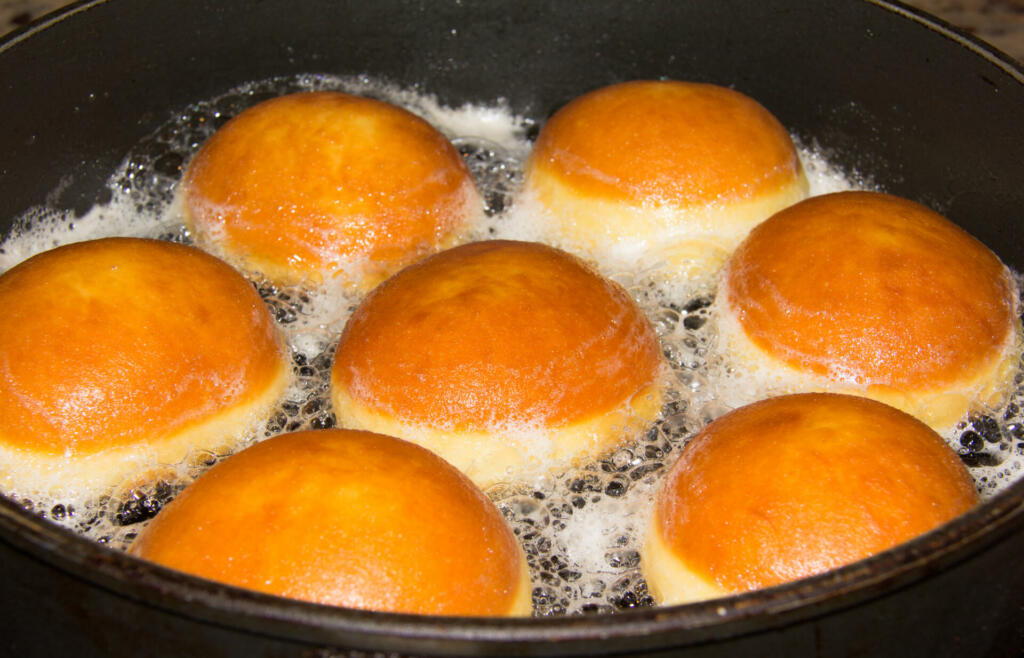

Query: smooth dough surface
130;429;532;616
185;91;481;288
643;393;979;604
0;237;289;498
718;191;1019;430
331;240;664;486
522;80;808;277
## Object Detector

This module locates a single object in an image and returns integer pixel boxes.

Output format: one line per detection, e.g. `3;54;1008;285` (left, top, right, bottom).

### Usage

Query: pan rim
1;475;1021;652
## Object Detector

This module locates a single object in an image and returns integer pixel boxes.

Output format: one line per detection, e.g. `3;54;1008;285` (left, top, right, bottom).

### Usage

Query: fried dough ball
0;238;289;499
522;80;808;280
184;91;481;289
130;429;532;616
330;240;664;486
643;393;979;604
717;191;1020;431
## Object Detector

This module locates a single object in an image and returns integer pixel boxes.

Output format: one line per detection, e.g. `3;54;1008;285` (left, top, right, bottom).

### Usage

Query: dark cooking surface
1;1;1024;656
7;0;1024;60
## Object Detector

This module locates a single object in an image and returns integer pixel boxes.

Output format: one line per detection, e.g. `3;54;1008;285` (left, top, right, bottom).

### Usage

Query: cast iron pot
0;1;1022;656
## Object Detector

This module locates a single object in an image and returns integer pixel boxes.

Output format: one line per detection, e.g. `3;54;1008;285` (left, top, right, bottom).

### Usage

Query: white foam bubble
796;139;877;196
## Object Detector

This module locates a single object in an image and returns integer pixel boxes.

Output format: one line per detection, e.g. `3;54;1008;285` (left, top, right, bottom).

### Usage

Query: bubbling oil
2;74;1023;616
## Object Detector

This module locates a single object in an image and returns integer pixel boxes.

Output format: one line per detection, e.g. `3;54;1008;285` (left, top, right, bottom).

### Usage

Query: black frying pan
0;1;1022;656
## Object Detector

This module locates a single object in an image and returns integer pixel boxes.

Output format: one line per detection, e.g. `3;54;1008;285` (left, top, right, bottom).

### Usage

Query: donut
330;240;664;487
129;429;532;616
521;80;808;280
0;237;290;500
717;190;1020;431
642;393;979;604
183;91;481;289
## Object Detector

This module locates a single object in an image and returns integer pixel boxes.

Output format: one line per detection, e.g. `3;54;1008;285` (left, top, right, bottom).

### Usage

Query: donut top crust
331;240;663;430
184;91;478;284
526;80;803;206
722;191;1016;389
0;238;285;455
654;393;978;593
130;429;528;616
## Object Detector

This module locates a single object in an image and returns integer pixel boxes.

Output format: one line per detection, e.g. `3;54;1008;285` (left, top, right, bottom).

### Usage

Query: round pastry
183;91;481;289
130;429;532;616
521;80;808;280
643;393;979;605
0;237;290;500
330;239;664;487
717;190;1020;431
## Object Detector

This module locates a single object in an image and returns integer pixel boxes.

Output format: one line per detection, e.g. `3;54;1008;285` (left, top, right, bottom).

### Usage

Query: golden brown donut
330;240;664;486
183;91;481;289
521;80;808;279
643;393;979;604
0;237;290;500
130;429;532;616
717;190;1020;431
